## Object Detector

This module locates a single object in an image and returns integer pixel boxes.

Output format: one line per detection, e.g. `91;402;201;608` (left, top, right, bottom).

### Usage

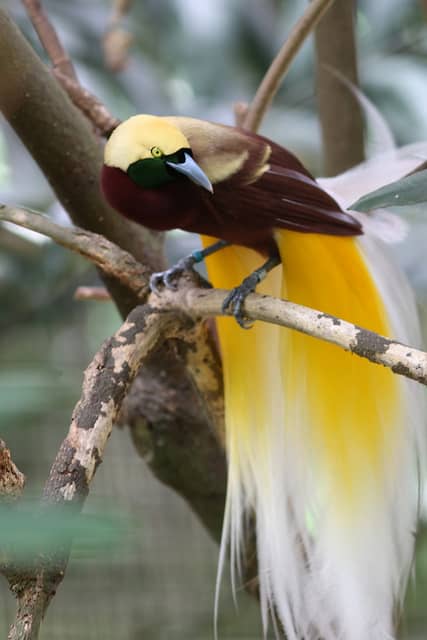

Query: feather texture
204;231;424;640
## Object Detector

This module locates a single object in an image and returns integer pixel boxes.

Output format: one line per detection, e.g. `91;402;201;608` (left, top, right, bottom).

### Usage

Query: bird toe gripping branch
149;239;229;293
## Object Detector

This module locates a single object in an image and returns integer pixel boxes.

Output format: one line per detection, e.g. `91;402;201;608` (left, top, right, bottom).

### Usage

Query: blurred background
1;0;427;637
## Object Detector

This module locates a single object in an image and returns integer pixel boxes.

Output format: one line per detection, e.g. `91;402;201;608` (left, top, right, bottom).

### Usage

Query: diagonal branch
53;71;120;137
6;304;179;640
22;0;78;81
3;203;426;387
150;286;427;386
0;204;150;299
243;0;334;132
0;202;226;443
23;0;120;136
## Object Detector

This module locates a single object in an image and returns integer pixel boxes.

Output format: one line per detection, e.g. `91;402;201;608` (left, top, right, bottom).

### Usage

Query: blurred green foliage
1;1;427;637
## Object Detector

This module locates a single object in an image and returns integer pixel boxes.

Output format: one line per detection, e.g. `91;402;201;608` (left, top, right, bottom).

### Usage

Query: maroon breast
101;165;202;232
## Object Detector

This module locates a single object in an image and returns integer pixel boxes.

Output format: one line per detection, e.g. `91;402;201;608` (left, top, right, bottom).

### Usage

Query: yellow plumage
204;231;419;640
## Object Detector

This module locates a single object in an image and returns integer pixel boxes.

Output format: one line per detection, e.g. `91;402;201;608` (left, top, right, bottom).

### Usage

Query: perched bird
101;115;424;640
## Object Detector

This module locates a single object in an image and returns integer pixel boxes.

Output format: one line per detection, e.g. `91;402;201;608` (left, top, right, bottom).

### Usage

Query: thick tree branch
0;8;161;317
0;7;227;564
4;287;227;639
314;0;365;174
243;0;334;132
6;305;178;639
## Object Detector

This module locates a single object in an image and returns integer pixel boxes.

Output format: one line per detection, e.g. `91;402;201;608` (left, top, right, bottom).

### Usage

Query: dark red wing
253;164;361;235
211;161;362;237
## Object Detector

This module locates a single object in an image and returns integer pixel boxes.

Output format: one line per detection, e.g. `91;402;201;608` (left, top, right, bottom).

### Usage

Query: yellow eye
151;146;163;158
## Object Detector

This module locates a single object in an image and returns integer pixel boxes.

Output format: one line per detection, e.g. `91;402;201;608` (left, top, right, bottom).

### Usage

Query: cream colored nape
104;114;190;171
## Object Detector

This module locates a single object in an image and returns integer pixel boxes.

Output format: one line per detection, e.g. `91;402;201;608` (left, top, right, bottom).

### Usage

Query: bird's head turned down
104;114;213;193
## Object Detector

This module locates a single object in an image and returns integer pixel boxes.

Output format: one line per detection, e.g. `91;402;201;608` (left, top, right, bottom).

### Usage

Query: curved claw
222;279;259;329
149;256;197;294
150;271;167;294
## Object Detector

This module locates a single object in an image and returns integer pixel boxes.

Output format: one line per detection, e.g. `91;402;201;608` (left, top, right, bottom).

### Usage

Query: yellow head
104;114;212;192
104;115;190;171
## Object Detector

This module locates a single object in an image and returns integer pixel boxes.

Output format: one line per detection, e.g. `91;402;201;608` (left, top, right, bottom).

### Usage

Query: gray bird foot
222;272;262;329
150;256;211;293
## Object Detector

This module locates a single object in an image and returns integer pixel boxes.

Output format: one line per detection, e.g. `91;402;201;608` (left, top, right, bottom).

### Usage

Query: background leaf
351;169;427;211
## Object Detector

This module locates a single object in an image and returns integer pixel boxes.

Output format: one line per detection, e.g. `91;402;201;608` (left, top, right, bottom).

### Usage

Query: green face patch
127;157;175;189
127;148;191;189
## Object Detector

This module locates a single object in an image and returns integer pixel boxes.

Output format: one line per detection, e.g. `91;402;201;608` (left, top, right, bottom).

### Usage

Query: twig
243;0;334;132
233;101;249;127
23;0;119;137
74;286;111;301
419;0;427;20
103;0;135;72
53;70;120;137
21;0;78;81
0;204;150;300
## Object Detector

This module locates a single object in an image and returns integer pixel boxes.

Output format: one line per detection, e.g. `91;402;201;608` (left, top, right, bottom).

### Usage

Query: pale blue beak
166;152;213;193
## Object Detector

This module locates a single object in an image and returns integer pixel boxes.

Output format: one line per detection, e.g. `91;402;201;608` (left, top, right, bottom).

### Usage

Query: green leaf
350;169;427;212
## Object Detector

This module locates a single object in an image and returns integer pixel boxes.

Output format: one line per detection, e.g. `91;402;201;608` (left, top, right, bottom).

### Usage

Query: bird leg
150;239;229;292
222;251;281;328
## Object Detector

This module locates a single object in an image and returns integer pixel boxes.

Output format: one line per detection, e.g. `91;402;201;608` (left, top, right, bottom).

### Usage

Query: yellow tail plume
203;231;423;640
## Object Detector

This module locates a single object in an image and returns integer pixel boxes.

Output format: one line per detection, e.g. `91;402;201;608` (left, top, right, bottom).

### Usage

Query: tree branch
6;305;176;639
0;203;226;442
0;205;150;300
0;8;227;558
151;286;427;386
103;0;134;72
242;0;334;132
6;273;425;636
314;0;365;174
0;8;161;317
3;204;426;387
23;0;120;136
53;70;120;137
22;0;78;81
